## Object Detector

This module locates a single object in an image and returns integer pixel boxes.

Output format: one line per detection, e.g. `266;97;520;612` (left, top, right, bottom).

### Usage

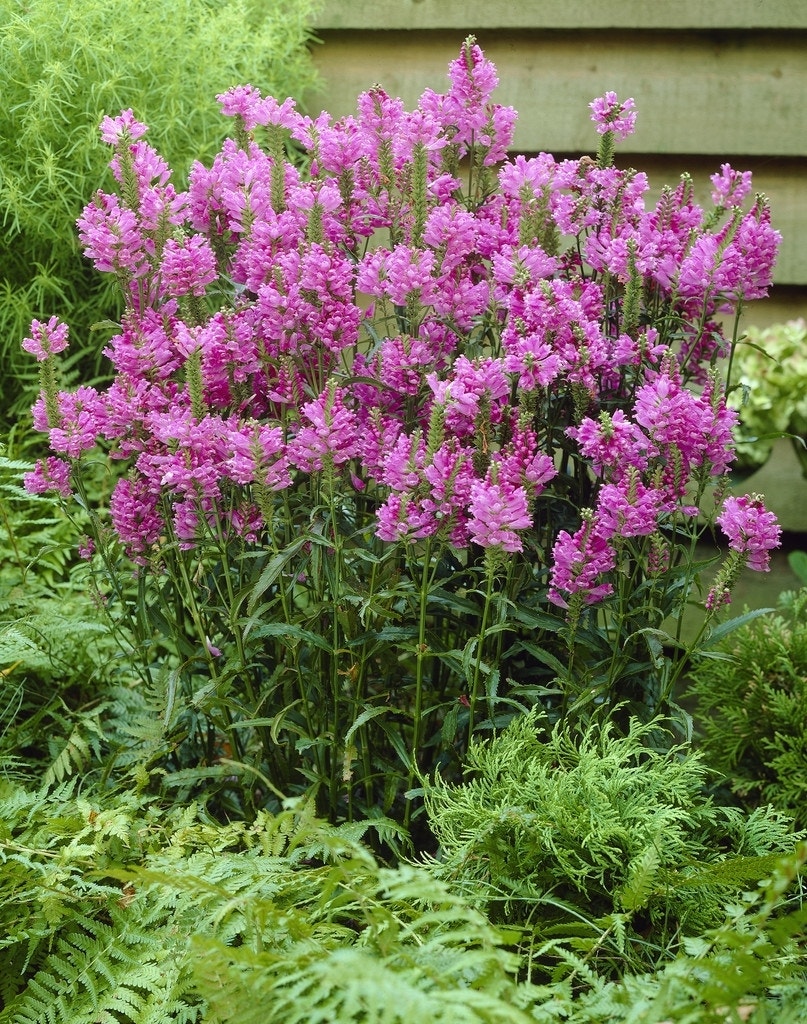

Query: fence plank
311;31;807;157
309;15;807;304
317;0;807;31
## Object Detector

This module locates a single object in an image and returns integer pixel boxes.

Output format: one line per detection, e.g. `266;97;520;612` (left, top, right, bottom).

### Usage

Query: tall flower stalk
24;37;783;823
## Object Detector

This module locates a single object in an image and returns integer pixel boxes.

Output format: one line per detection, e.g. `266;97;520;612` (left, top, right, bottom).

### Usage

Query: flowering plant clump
24;38;782;822
728;318;807;474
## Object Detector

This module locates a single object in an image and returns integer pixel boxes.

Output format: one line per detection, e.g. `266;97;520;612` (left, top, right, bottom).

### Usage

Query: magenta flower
217;85;301;133
379;432;426;491
358;245;437;307
77;537;95;560
376;492;435;543
710;163;753;208
420;441;476;546
225;422;289;490
548;519;617;608
727;197;781;301
716;494;781;571
495;421;557;497
159;234;218;298
568;411;649;483
110;140;172;191
427;356;509;437
595;480;665;539
108;476;164;560
588;92;637;141
99;109;148;145
468;479;531;552
355;87;407;174
18;39;784;651
22;316;70;362
287;387;360;473
104;310;183;382
217;84;264;126
46;386;104;458
24;456;72;497
77;195;148;279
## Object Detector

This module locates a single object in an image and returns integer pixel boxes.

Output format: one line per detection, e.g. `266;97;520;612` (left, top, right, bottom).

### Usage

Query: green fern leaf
617;844;661;912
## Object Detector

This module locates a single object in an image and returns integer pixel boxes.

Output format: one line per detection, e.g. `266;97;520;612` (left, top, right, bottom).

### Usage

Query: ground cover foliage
688;554;807;831
2;34;807;1023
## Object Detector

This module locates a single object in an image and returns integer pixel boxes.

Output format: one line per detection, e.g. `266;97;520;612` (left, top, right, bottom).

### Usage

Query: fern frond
194;943;535;1024
41;724;93;789
617;844;661;912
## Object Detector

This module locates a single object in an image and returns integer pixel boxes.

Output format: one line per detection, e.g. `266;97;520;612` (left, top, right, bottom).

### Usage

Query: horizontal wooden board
316;0;807;31
310;31;807;285
310;31;807;157
744;287;807;330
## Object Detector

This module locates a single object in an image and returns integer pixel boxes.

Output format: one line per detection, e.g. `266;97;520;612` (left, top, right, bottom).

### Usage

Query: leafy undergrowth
1;721;806;1023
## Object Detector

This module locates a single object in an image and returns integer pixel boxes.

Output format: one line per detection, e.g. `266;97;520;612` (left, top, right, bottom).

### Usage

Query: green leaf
787;550;807;586
441;702;461;746
250;622;334;653
246;537;308;616
618;845;661;912
344;705;402;746
701;608;774;648
504;640;567;677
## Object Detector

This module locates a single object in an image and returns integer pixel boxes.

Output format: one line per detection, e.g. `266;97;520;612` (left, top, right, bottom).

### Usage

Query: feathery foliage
688;586;807;828
0;785;539;1023
0;454;124;786
0;0;322;426
422;711;801;979
2;763;806;1023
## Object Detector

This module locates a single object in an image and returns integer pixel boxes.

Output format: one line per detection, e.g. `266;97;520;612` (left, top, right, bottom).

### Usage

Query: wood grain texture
307;8;807;307
310;32;807;157
317;0;807;31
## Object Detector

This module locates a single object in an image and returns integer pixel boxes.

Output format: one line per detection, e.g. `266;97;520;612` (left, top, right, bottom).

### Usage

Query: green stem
468;555;497;744
167;524;244;762
405;538;434;831
325;480;345;820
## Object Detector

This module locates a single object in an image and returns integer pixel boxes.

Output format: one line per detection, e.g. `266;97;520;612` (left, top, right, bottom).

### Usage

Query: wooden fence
312;0;807;327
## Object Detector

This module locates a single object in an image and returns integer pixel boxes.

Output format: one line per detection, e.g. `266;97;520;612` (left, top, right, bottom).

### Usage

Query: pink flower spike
78;537;95;560
588;92;637;141
159;234;218;298
99;109;148;145
710;163;753;208
22;316;70;362
468;480;531;552
23;456;72;497
217;85;264;120
548;518;617;607
716;493;781;572
217;86;300;133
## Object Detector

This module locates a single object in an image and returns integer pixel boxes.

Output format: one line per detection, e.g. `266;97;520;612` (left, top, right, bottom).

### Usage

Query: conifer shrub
687;584;807;828
0;0;321;427
422;712;800;979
